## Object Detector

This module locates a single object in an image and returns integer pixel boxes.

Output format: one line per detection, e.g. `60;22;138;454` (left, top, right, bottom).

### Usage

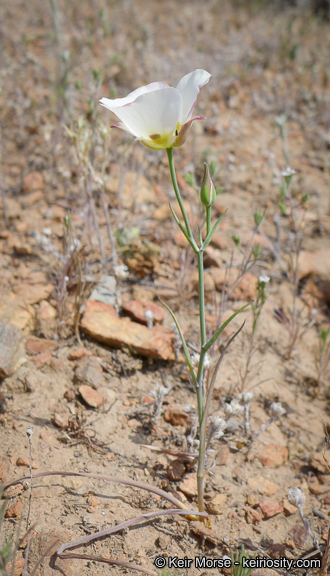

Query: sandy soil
0;1;329;575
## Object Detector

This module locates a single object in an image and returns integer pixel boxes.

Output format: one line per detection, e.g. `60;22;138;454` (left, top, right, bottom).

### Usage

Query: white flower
259;275;270;284
282;166;296;178
237;391;253;404
287;487;305;509
225;400;244;416
100;69;211;150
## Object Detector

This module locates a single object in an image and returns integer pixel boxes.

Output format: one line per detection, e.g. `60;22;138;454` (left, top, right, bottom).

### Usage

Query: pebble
78;385;104;409
164;408;189;426
258;499;283;518
22;171;44;194
167;459;185;481
179;475;197;497
257;443;288;468
16;457;37;468
207;493;227;515
5;501;23;518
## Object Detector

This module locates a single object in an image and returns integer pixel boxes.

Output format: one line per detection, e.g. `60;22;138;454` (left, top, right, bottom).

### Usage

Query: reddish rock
16;457;37;468
179;475;197;497
38;300;57;321
81;300;175;361
122;300;165;325
309;480;327;495
143;395;154;404
64;389;75;402
7;556;24;576
164;408;189;426
257;443;288;468
78;385;104;408
167;459;185;481
216;445;230;465
32;351;52;368
259;499;283;519
22;171;44;194
68;348;91;361
246;507;263;524
310;452;329;474
5;501;23;518
0;320;25;378
25;337;58;356
282;498;297;515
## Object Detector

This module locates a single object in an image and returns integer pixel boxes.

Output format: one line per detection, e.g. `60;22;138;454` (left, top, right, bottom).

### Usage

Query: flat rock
25;336;58;355
179;475;197;497
16;457;37;468
216;445;230;465
246;506;263;524
68;348;91;361
122;300;165;325
78;384;104;408
282;498;297;515
209;267;257;300
207;493;227;515
81;300;175;360
0;291;34;332
259;499;283;518
257;443;288;468
5;501;23;519
0;320;25;378
75;357;105;388
310;452;329;474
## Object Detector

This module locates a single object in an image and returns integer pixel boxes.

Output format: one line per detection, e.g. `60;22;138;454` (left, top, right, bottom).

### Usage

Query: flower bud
200;163;216;207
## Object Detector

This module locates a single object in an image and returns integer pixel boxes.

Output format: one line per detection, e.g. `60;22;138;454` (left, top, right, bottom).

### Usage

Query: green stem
166;148;194;243
206;206;211;237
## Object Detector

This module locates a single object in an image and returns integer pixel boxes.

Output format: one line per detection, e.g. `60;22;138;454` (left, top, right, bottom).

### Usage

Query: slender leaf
203;210;228;249
203;303;250;352
159;298;197;386
169;203;198;253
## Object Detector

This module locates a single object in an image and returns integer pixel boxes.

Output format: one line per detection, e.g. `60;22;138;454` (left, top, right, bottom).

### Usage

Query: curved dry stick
57;508;206;555
3;470;205;522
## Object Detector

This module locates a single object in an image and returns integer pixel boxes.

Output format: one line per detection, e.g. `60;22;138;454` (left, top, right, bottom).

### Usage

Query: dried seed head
225;400;244;416
209;416;227;440
26;426;34;439
271;402;286;417
237;391;253;404
114;264;129;279
287;487;305;509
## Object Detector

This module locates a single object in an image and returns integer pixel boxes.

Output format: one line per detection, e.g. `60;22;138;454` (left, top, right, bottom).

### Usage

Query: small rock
86;494;99;507
127;418;140;428
38;300;57;321
191;271;215;293
16;457;37;468
25;337;58;356
310;452;329;474
81;300;175;360
143;395;154;404
282;498;297;515
207;493;227;515
75;357;105;388
204;246;223;268
64;389;75;402
22;172;44;194
167;459;185;481
164;408;189;426
216;445;230;465
122;300;165;325
246;507;263;524
0;320;25;379
259;499;283;519
78;385;104;408
210;231;229;250
5;501;23;518
257;443;288;468
179;475;197;497
13;243;33;256
68;348;91;361
53;413;69;429
309;480;327;495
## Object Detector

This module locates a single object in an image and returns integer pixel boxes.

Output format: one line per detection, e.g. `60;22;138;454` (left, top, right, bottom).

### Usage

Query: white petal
103;87;181;144
99;81;168;110
176;69;211;123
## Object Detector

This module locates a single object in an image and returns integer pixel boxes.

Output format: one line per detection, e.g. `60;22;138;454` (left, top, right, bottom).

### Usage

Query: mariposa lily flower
99;69;211;150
